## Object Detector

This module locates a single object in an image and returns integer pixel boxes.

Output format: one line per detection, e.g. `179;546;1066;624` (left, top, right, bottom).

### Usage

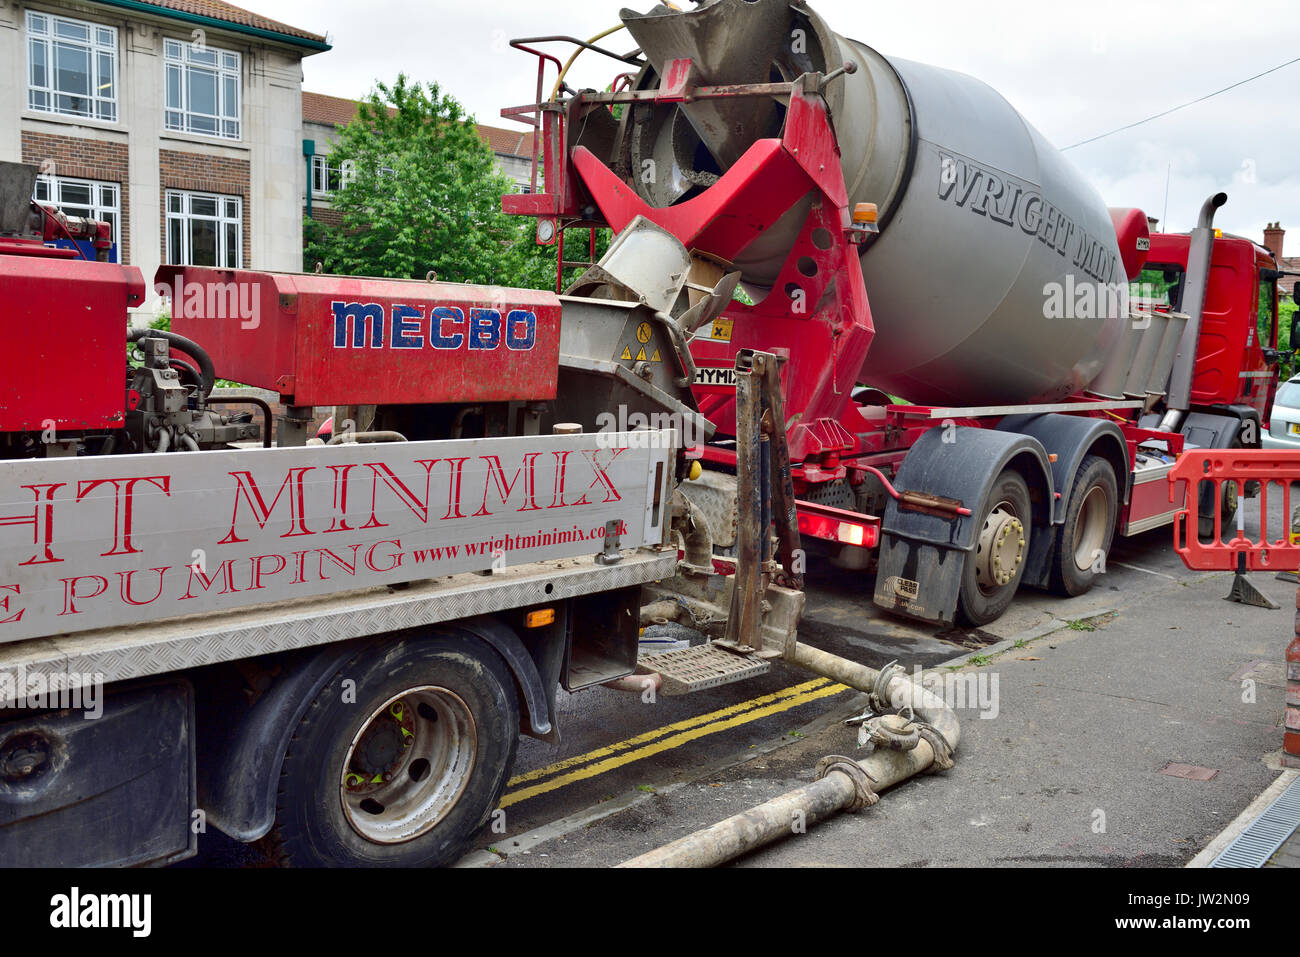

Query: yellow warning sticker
636;322;653;344
651;349;662;363
620;346;633;361
710;318;734;342
635;346;648;361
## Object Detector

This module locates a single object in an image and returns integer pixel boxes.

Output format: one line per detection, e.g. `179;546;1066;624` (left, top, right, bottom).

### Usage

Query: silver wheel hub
340;686;477;845
975;505;1025;593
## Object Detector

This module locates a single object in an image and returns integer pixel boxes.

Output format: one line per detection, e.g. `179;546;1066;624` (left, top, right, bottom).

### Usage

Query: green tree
305;74;554;287
1280;295;1298;380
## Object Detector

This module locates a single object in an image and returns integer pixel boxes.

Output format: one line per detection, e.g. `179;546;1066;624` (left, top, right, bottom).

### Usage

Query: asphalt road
476;488;1297;868
187;483;1291;867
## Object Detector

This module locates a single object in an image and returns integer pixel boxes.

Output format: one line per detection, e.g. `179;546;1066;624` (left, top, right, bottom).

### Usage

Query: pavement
462;492;1300;869
1269;819;1300;866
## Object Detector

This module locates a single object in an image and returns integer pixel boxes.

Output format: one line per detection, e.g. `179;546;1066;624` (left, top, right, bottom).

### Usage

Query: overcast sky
260;0;1299;254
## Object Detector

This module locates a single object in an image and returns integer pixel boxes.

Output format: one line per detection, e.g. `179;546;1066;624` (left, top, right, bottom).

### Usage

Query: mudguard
998;414;1131;520
873;427;1053;625
1183;410;1249;522
197;618;551;843
1186;408;1253;449
998;413;1130;589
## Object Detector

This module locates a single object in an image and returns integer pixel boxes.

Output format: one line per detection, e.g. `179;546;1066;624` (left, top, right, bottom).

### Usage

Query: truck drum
1050;455;1118;597
958;469;1032;627
264;636;519;867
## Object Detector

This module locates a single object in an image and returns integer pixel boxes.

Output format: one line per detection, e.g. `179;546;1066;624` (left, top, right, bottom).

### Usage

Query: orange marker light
525;608;556;628
853;203;879;224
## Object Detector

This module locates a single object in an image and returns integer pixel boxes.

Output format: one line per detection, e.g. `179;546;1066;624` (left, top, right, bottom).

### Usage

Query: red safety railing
1171;449;1300;764
1169;449;1300;572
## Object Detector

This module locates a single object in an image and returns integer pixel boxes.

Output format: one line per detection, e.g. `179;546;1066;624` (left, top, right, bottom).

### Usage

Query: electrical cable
1062;54;1300;151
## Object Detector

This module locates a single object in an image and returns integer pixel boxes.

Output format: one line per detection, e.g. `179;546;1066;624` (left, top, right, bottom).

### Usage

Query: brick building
0;0;329;317
1263;223;1299;301
301;90;536;230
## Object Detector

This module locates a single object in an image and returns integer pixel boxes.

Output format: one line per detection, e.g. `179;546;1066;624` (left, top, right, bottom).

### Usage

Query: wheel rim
1222;483;1239;523
340;686;477;845
1072;485;1109;572
975;499;1025;596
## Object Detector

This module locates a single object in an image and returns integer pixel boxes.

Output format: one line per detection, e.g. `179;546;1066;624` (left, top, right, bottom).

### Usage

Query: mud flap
0;677;195;867
871;427;1053;625
1019;523;1059;591
874;537;966;623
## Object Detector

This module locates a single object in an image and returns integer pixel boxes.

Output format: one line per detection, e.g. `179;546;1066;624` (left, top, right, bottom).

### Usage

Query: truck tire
1049;455;1118;597
957;469;1032;627
1199;435;1243;541
265;635;519;867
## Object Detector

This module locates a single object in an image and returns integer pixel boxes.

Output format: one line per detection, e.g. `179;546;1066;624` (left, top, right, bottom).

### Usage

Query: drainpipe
303;138;315;222
619;646;960;867
1159;192;1227;433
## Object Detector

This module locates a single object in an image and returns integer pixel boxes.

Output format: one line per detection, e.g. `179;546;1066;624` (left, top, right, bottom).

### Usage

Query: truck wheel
957;469;1031;627
1199;481;1240;541
1198;435;1243;540
266;635;519;867
1049;455;1117;596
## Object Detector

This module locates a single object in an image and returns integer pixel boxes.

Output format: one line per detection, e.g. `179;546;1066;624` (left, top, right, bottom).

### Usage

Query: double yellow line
499;677;850;808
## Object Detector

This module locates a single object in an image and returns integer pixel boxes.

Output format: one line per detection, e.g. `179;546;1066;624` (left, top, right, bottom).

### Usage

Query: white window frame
163;38;241;140
165;190;242;268
26;11;118;122
34;174;122;257
311;155;355;197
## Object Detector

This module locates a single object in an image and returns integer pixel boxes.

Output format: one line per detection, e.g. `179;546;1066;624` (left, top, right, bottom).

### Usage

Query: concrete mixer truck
0;1;1282;870
502;0;1288;628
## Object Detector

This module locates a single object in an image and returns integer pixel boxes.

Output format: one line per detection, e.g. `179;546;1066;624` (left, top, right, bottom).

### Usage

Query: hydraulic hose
549;25;626;100
167;355;203;390
129;328;216;398
207;396;275;449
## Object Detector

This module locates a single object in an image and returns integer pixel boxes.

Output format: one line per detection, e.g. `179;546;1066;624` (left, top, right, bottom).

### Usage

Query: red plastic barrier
1169;449;1300;572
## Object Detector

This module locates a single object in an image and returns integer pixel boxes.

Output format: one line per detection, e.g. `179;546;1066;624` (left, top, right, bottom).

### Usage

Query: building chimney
1264;221;1285;259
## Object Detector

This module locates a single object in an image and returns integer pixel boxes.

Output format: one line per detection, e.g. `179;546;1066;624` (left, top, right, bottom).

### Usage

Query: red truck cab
1141;233;1281;427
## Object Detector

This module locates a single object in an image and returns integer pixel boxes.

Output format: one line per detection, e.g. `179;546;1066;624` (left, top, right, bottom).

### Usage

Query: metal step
641;642;771;695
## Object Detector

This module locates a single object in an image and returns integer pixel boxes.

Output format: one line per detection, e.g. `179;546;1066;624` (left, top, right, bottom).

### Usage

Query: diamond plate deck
0;549;676;704
642;641;772;695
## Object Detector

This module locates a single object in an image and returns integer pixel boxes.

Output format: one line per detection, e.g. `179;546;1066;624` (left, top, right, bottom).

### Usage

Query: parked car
1264;376;1300;449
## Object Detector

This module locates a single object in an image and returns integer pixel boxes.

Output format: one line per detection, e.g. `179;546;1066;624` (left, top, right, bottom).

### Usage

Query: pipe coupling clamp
815;755;878;812
870;715;921;751
870;660;905;713
917;725;955;772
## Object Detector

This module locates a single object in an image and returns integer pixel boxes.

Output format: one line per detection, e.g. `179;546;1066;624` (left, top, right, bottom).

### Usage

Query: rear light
797;510;878;549
836;522;865;546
